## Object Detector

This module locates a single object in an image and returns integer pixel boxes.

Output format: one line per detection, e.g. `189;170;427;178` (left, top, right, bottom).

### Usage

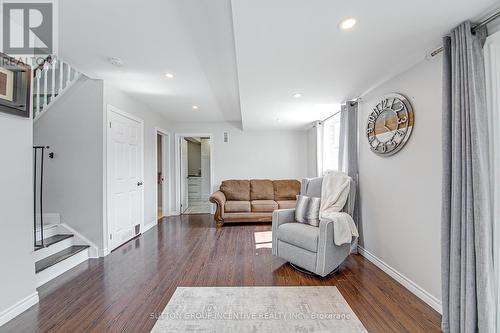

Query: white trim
143;220;157;233
35;223;58;240
36;247;89;287
358;246;442;314
34;236;74;262
174;133;215;214
99;248;109;257
59;223;99;258
105;104;145;252
0;292;39;327
101;96;108;256
154;127;172;221
484;30;500;332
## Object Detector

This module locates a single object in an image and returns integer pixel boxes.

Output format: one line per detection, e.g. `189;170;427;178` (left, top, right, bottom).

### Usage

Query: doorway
155;128;170;221
106;105;144;251
176;134;213;214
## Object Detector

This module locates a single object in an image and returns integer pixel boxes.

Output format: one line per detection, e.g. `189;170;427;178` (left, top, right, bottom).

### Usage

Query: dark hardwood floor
2;214;442;333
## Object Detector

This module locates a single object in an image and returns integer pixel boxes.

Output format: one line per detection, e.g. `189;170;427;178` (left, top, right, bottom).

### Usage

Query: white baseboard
357;246;442;314
99;247;109;257
59;223;99;258
0;292;39;327
143;220;157;233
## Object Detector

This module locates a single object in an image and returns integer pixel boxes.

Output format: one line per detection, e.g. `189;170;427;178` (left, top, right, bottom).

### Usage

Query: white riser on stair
36;248;89;287
34;237;75;262
35;224;58;240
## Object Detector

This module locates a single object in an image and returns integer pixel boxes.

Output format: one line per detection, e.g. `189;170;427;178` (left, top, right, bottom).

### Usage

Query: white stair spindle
43;66;48;108
66;63;71;87
51;59;56;102
36;71;41;117
32;57;83;121
59;61;63;94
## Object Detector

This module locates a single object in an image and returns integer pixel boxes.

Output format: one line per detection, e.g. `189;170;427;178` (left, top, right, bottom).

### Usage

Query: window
484;29;500;332
317;112;341;175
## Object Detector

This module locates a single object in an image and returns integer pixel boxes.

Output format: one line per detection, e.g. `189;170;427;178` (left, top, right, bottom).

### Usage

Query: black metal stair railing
33;145;49;249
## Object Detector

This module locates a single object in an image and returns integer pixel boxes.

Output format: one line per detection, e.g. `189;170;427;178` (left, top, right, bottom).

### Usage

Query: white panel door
107;107;143;251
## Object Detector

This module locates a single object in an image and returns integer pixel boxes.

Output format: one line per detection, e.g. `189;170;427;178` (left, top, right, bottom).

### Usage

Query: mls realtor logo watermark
1;0;56;57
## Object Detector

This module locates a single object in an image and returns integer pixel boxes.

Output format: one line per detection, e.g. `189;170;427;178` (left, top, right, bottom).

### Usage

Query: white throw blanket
319;170;359;246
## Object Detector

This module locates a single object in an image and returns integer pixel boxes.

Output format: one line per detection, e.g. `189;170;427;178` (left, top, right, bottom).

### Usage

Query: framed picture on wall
0;53;32;118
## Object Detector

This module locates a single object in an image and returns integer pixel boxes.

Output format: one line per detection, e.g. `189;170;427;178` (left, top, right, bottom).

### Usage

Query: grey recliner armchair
272;176;356;277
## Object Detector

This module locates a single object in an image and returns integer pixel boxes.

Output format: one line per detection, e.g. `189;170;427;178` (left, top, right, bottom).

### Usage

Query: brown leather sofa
209;179;300;226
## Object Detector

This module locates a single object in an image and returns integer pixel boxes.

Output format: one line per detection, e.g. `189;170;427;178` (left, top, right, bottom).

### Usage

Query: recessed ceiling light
165;73;174;78
292;93;302;98
192;105;199;110
108;57;123;66
339;17;357;31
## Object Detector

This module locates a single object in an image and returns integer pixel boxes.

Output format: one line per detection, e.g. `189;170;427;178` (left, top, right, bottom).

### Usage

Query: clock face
366;94;414;156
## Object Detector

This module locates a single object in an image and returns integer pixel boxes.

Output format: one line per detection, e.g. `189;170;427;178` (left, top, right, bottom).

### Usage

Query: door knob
137;182;143;186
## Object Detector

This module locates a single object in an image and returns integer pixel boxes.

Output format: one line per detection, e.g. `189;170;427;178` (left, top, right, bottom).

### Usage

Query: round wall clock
366;93;414;156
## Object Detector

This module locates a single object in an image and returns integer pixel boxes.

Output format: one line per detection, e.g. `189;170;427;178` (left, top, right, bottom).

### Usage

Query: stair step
34;234;73;251
35;224;59;240
35;245;89;273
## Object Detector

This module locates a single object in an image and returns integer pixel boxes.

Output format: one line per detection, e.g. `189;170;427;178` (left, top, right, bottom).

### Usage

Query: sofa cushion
273;179;301;200
251;200;278;212
277;200;296;209
220;180;250;201
250;179;274;200
278;223;319;252
225;201;251;212
224;212;272;219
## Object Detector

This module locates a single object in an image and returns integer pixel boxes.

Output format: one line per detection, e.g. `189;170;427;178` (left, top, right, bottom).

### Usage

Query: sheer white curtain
484;29;500;332
316;112;341;176
315;102;359;252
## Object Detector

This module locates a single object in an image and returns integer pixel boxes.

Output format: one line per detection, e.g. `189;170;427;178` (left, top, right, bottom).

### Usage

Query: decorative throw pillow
295;195;321;227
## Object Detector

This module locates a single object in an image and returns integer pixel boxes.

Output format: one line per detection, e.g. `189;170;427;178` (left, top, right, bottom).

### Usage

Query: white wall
0;113;38;324
34;77;104;249
173;122;309;193
33;80;176;253
104;84;175;228
358;58;442;305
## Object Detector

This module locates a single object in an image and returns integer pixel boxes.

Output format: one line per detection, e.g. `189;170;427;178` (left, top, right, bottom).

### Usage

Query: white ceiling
60;0;498;130
59;0;241;124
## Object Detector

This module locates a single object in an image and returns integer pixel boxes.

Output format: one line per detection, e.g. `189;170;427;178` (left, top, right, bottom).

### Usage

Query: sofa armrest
272;208;296;256
209;191;226;225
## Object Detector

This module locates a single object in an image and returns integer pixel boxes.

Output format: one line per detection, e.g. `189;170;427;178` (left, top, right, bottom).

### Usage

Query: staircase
32;57;91;286
34;222;91;287
32;56;81;121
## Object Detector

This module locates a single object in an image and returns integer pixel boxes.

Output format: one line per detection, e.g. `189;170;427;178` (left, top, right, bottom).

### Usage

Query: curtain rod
430;9;500;57
317;97;361;124
319;99;360;124
319;109;342;124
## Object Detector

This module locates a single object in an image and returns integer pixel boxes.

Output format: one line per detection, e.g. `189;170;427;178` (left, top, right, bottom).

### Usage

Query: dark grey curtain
442;21;495;333
339;101;359;253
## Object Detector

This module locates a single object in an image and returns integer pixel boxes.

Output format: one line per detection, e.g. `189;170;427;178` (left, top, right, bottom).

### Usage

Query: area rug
150;286;367;332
